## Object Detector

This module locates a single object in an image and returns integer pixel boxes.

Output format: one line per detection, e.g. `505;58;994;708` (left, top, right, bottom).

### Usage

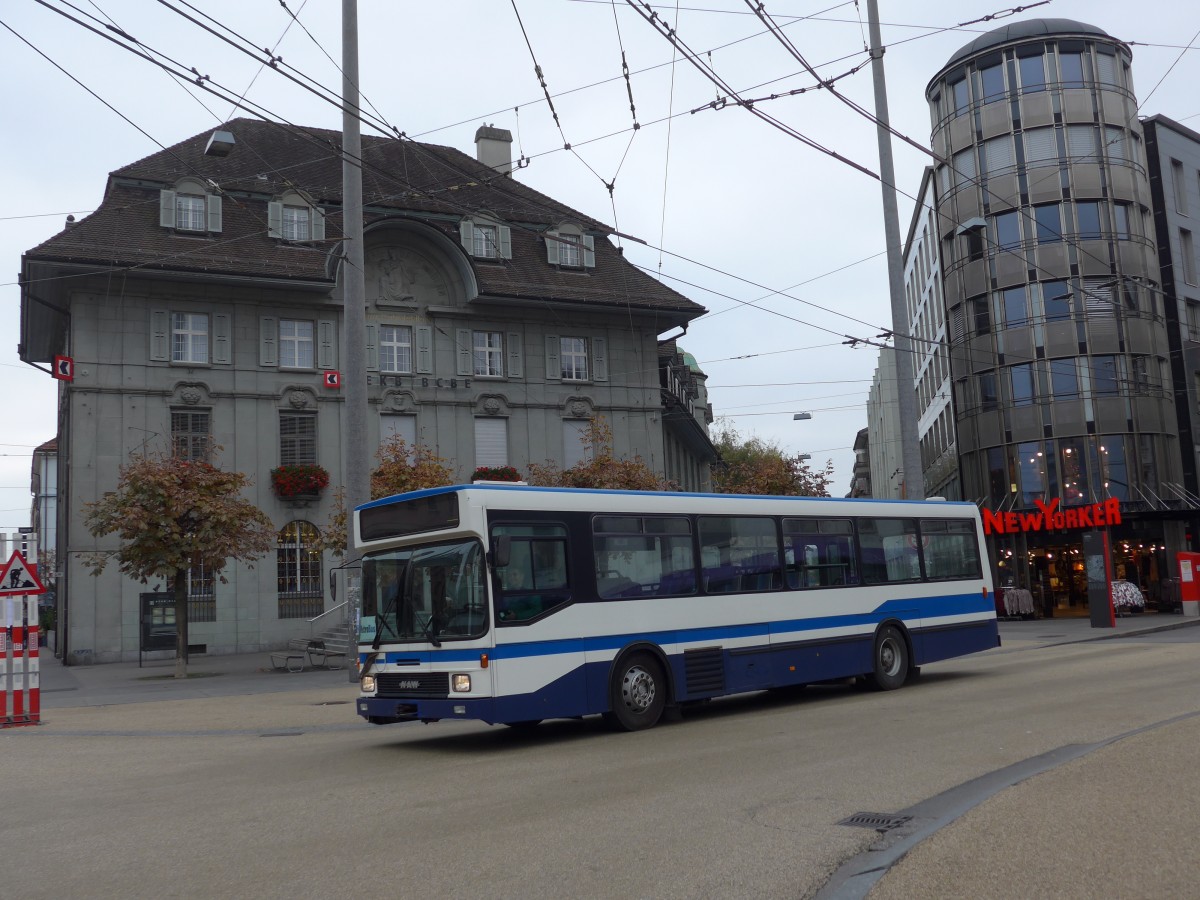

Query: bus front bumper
356;695;494;725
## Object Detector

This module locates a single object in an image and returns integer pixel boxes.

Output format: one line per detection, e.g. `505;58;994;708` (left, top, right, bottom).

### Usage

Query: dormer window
460;214;512;260
545;224;595;269
160;177;222;233
268;191;325;242
176;194;207;231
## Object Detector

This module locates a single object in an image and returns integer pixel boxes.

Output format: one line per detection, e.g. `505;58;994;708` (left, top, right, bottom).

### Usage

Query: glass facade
926;20;1188;609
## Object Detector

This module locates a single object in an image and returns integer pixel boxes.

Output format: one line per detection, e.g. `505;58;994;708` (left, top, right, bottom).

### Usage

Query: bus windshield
360;538;488;645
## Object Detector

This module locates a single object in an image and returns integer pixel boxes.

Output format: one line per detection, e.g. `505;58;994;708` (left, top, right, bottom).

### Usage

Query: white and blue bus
353;485;999;731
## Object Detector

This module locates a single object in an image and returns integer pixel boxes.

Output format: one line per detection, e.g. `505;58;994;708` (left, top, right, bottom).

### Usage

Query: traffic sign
53;355;74;381
0;551;45;596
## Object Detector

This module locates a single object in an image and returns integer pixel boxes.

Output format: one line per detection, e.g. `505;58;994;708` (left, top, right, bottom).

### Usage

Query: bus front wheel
606;653;667;731
868;625;909;691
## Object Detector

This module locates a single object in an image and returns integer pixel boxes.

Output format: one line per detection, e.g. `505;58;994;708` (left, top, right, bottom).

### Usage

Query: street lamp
793;412;812;421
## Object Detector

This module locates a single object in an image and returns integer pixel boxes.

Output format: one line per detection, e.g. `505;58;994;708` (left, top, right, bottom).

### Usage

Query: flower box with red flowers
270;464;330;499
470;465;522;483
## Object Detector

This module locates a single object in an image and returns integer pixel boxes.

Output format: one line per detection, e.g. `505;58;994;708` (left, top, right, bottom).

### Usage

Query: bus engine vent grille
683;647;725;695
376;672;449;698
837;812;913;832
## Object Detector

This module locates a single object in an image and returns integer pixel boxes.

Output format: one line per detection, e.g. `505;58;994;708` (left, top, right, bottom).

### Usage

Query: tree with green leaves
711;422;833;496
526;416;673;490
84;454;274;678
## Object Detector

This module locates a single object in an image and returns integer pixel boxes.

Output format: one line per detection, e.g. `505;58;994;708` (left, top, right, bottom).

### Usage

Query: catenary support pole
342;0;369;678
866;0;924;499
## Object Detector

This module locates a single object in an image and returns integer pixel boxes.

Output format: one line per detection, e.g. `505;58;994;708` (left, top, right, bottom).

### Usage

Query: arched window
268;190;325;242
277;521;323;618
160;177;222;233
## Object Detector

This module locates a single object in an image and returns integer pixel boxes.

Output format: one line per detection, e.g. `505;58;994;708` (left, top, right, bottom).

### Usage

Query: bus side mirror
491;535;511;569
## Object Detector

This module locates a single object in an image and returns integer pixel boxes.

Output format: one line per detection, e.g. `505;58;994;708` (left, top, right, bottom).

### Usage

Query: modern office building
924;19;1194;612
903;167;960;500
866;348;903;499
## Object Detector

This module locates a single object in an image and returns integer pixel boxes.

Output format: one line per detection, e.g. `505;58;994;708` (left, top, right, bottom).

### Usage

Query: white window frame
473;224;499;259
379;324;413;374
171;312;210;364
561;337;589;381
282;205;311;241
279;319;315;369
560;237;582;267
176;193;207;232
474;331;504;377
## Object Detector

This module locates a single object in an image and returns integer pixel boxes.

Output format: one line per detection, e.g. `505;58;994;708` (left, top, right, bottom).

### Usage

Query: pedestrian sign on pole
0;551;45;596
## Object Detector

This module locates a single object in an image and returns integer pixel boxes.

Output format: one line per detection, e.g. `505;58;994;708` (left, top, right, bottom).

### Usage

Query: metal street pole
866;0;924;499
342;0;369;677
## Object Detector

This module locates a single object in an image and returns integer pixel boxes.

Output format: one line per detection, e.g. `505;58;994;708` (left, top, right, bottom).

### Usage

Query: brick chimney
474;124;513;176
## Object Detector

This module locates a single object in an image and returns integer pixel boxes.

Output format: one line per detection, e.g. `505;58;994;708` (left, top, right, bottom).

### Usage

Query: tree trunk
174;568;189;679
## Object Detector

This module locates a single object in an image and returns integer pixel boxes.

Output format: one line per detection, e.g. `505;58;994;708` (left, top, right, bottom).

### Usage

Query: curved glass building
925;19;1185;613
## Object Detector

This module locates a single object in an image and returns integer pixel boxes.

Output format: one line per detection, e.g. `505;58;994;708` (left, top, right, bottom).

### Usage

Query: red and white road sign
323;370;341;388
53;355;74;381
2;595;40;727
0;551;46;596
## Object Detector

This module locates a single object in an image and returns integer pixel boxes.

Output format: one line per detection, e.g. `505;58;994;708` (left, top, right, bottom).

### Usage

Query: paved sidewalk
36;645;356;708
821;612;1200;900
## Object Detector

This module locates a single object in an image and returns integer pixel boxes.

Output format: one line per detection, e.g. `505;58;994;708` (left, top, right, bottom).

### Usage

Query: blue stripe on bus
374;593;994;664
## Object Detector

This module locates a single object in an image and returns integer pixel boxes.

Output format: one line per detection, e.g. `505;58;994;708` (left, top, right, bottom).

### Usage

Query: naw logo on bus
982;498;1122;535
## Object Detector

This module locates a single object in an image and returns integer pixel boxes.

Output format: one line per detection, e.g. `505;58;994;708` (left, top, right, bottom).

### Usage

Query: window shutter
415;325;433;374
159;191;176;229
1024;128;1058;163
365;324;378;372
592;336;608;381
583;234;596;268
213;313;231;365
456;328;473;377
267;201;283;239
318;320;336;368
507;331;523;379
460;219;474;252
260;316;278;367
207;193;223;233
953;149;976;185
546;231;560;265
983;136;1013;174
310;205;325;241
474;417;509;468
1104;127;1125;163
150;310;169;361
545;335;560;381
1067;125;1097;159
498;225;512;260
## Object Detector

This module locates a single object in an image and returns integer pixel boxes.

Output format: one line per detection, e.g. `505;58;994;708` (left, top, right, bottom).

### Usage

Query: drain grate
837;812;912;832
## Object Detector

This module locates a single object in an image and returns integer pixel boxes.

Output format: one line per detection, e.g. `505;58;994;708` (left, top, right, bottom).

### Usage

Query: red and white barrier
1;595;40;727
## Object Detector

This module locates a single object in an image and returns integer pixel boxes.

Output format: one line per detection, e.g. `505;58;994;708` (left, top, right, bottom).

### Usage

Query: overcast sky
2;0;1196;527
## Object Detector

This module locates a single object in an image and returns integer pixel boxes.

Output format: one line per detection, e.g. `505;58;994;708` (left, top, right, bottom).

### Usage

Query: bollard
1;595;41;728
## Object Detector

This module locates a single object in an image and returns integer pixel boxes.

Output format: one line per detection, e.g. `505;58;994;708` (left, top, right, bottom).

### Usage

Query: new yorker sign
982;498;1122;536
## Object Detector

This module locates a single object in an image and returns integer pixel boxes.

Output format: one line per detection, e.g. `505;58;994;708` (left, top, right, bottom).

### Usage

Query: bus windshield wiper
421;614;442;648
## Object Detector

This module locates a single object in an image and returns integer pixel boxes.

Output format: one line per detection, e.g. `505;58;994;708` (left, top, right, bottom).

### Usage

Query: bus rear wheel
868;625;909;691
606;653;666;731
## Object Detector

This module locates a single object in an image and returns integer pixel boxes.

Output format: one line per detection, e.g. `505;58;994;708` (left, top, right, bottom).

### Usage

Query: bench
304;640;345;670
270;651;307;673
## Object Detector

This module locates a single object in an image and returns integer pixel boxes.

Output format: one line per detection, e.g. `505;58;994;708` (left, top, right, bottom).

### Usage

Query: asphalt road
6;625;1200;899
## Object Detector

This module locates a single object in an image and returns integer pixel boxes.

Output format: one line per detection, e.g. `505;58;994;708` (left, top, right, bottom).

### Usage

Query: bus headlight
452;674;471;692
361;675;377;693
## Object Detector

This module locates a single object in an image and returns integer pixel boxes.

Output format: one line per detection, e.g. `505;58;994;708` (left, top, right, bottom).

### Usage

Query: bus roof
356;484;979;513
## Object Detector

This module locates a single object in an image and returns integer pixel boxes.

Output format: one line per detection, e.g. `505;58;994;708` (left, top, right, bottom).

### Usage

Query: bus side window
491;522;572;623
